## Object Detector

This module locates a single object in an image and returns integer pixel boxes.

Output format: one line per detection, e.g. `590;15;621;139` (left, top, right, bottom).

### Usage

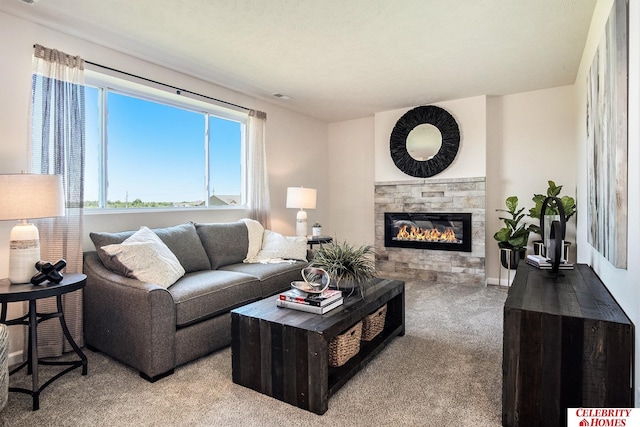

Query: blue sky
84;88;242;204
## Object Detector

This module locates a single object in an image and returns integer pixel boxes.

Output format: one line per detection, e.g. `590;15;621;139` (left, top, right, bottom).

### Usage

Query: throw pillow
101;226;185;288
90;222;210;273
195;222;249;269
150;222;211;272
90;229;137;275
252;230;308;263
238;218;265;263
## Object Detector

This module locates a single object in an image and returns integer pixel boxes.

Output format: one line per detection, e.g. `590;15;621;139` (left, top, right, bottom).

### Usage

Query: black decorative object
539;197;566;274
30;259;66;285
390;105;460;178
500;247;527;270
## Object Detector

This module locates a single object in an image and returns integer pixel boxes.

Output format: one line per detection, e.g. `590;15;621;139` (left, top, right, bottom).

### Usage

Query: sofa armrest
83;251;176;379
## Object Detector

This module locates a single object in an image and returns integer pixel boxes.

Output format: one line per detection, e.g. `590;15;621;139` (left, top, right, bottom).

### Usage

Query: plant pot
500;247;526;270
330;278;366;298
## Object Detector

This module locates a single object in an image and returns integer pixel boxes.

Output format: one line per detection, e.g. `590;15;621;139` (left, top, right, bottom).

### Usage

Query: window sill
82;205;247;216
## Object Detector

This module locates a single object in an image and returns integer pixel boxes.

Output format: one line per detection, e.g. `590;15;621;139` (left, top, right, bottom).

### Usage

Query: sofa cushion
101;226;185;288
252;230;308;262
90;222;211;274
220;260;308;297
168;270;261;326
195;222;249;269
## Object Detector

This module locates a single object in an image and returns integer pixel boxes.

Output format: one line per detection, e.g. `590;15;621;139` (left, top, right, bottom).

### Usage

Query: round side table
0;273;88;410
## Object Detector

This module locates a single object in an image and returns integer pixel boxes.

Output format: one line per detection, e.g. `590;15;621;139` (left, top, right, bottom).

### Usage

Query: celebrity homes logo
568;408;638;426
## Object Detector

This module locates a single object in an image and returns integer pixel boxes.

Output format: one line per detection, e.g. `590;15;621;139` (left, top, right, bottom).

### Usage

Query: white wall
575;0;640;404
0;11;329;356
486;85;578;282
374;96;487;182
327;116;375;245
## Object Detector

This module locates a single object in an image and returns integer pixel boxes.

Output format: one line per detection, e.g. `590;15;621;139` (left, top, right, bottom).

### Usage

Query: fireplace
384;212;472;252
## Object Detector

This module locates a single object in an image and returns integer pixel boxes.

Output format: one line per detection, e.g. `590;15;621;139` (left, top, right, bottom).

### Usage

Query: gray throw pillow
90;229;136;275
90;222;211;274
195;222;249;269
151;223;211;272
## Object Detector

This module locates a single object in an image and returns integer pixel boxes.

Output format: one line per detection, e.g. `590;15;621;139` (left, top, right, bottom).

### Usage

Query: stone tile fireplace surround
374;177;485;286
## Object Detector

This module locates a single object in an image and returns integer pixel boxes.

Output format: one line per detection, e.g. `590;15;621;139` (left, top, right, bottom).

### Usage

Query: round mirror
389;105;460;178
406;124;442;161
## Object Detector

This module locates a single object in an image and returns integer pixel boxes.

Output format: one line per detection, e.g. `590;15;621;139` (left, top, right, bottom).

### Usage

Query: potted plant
309;240;376;297
494;196;530;269
528;180;576;258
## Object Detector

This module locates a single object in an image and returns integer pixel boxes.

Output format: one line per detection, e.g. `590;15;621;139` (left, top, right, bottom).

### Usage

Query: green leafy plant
494;196;530;250
309;241;376;292
528;180;577;236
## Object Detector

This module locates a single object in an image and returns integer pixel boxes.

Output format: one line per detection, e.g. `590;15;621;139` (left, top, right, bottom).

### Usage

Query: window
84;72;246;210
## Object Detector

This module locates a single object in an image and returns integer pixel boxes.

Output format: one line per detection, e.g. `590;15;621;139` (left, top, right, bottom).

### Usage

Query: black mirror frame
389;105;460;178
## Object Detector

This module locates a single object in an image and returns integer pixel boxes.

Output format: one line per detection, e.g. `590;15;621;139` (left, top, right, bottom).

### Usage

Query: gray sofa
83;221;308;382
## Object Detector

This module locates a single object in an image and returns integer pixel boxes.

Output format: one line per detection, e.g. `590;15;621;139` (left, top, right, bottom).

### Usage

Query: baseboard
486;277;511;288
8;350;23;368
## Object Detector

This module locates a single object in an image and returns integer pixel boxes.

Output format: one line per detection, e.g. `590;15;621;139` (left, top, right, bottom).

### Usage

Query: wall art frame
586;0;628;269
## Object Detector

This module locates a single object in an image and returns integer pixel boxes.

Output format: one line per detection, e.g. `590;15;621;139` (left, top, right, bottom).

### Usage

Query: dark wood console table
231;278;404;414
502;264;634;426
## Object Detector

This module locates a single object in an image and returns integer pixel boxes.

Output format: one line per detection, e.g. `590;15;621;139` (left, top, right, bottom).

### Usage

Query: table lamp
286;187;316;237
0;173;65;283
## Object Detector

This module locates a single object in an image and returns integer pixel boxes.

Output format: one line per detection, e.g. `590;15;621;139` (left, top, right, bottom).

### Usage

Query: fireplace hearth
384;212;472;252
375;178;485;286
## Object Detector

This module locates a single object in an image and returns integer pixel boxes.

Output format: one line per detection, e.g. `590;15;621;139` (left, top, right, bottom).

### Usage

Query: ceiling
1;0;597;123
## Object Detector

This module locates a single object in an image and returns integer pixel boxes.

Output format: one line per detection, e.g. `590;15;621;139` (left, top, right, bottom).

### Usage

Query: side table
0;273;88;410
307;236;333;249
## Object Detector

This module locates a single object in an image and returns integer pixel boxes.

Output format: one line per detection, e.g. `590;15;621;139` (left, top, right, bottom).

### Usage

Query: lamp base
8;221;41;284
296;210;308;237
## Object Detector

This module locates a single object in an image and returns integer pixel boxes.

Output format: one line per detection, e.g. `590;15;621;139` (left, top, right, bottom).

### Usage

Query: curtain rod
84;60;251;112
31;45;252;112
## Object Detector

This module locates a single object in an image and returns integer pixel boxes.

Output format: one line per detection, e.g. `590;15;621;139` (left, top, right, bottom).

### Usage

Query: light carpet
0;280;507;427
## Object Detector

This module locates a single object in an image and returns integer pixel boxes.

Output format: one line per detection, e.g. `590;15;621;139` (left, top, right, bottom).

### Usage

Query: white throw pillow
101;226;185;288
238;218;265;263
252;230;307;262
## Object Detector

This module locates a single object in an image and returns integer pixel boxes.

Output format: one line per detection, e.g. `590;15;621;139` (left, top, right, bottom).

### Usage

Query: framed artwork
586;0;628;268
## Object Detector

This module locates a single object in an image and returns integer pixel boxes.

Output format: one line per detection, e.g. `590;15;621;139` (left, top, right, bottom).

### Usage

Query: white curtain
246;110;271;229
28;44;85;356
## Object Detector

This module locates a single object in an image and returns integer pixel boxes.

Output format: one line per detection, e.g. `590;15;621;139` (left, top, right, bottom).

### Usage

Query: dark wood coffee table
231;278;404;414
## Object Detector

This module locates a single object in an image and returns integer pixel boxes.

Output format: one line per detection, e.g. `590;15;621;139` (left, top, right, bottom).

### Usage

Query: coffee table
231;278;404;414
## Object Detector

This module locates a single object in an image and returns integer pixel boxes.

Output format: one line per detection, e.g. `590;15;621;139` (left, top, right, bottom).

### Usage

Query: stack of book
526;254;574;270
276;289;343;314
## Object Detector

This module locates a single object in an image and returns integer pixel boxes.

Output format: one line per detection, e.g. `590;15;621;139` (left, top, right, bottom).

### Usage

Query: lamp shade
286;187;317;210
0;174;65;221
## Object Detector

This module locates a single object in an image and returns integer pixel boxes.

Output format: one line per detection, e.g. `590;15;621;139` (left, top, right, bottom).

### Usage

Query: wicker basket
328;321;362;367
0;324;8;412
361;304;387;341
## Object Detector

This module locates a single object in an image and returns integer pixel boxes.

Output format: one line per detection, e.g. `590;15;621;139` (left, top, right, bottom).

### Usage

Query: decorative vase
543;215;560;250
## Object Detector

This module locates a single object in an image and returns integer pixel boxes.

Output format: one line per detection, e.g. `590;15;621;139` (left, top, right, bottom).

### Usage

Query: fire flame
396;225;459;243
